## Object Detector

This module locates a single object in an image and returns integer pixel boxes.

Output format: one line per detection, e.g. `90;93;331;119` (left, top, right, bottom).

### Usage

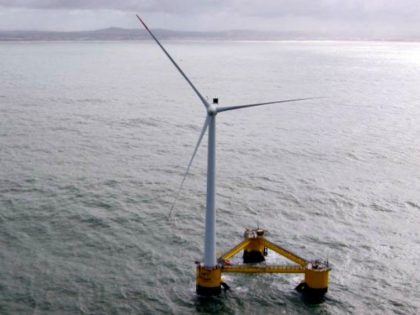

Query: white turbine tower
136;15;318;296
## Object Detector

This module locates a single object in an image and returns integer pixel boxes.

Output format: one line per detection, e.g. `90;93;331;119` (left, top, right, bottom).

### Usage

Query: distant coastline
0;27;418;42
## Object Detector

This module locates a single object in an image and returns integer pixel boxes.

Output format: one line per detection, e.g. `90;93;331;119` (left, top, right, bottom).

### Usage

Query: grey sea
1;40;420;314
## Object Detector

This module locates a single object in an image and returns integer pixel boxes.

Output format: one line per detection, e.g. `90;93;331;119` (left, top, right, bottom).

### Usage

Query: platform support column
296;263;330;303
243;228;267;263
196;264;222;296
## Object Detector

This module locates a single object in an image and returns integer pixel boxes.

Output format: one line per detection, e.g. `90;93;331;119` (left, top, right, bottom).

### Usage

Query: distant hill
0;27;418;41
0;27;306;41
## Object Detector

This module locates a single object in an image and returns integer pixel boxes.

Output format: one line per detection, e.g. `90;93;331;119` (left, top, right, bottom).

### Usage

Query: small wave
346;152;362;161
406;201;420;210
328;196;355;209
174;122;201;132
76;98;105;104
70;213;111;229
103;179;119;188
371;203;393;213
123;117;161;128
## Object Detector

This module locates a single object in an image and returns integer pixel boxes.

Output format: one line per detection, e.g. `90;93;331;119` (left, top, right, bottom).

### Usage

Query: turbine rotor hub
207;104;217;116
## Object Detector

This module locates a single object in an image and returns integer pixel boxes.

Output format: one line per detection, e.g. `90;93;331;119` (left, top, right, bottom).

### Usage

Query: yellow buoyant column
305;268;329;289
300;264;330;303
196;264;222;296
243;229;267;263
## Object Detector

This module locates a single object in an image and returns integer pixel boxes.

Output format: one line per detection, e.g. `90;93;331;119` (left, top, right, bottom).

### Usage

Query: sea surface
1;40;420;314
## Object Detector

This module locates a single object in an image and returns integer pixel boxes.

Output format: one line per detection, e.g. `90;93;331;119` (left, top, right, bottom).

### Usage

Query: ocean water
1;40;420;314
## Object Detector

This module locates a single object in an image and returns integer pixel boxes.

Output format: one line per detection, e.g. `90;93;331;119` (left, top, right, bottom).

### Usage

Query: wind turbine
136;15;321;296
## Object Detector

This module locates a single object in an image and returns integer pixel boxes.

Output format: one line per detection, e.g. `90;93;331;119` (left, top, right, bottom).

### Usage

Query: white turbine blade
136;15;209;109
217;97;322;113
168;116;210;218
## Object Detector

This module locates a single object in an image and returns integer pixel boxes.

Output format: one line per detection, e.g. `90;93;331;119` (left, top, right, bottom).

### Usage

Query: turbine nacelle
207;97;218;116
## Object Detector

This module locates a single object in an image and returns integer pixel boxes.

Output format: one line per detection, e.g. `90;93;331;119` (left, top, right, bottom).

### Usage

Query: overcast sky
0;0;419;38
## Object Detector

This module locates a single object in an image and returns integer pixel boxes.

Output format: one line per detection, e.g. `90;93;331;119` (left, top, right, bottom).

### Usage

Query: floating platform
196;228;331;303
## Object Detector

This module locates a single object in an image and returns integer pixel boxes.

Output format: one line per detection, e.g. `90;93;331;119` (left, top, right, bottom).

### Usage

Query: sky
0;0;419;38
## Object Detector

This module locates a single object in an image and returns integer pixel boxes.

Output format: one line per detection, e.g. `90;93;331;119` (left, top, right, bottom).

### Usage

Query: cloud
225;0;420;22
0;0;419;37
0;0;225;14
1;0;419;19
